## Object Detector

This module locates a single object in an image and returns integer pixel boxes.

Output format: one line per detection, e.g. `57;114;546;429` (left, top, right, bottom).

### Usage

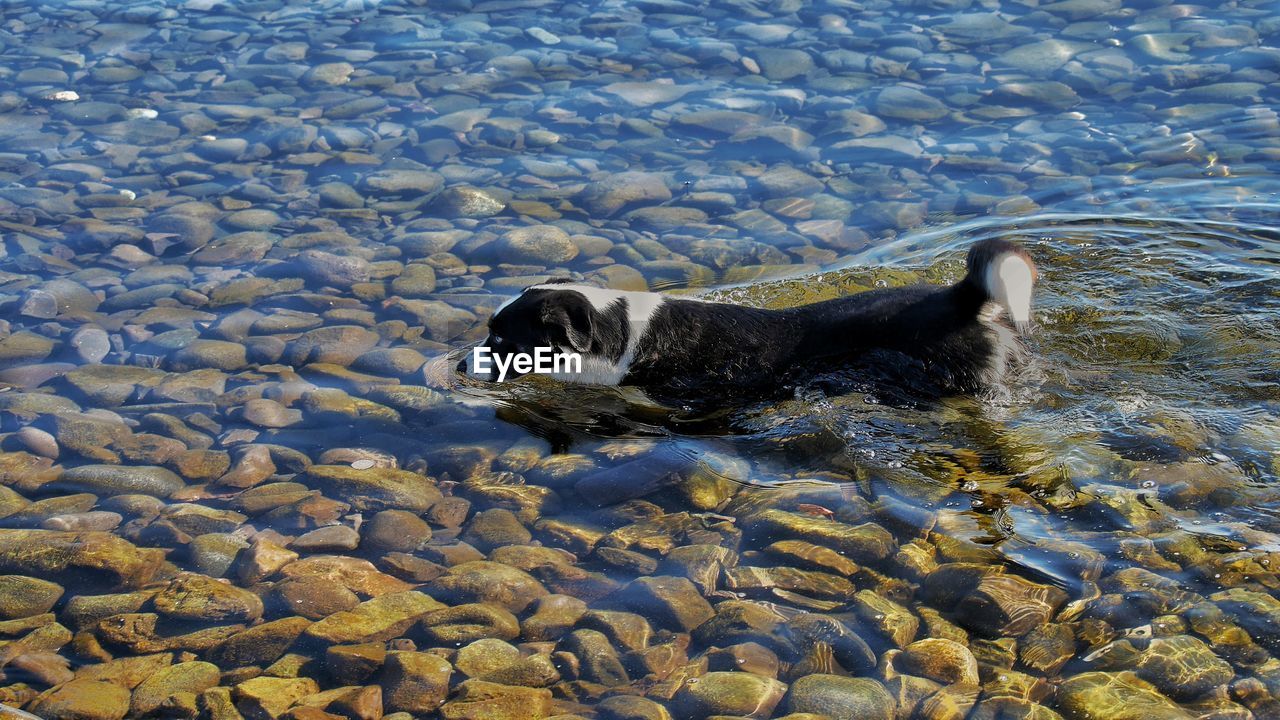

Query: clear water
2;0;1280;717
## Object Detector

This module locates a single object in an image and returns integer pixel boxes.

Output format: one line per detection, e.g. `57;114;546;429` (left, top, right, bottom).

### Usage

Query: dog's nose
455;358;467;373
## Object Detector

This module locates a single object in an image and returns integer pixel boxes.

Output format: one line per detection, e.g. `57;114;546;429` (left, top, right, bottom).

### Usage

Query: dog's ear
542;293;593;353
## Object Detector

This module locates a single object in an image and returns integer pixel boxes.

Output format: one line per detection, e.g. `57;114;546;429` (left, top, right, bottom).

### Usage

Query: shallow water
1;0;1280;718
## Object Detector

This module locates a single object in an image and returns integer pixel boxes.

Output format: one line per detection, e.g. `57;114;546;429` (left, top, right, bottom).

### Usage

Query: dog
458;238;1037;400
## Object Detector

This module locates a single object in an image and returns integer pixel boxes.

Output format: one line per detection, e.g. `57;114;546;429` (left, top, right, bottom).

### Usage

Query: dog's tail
966;238;1037;334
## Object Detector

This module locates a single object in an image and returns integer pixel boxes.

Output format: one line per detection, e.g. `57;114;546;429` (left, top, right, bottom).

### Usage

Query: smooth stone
52;465;184;498
461;508;531;552
285;325;381;366
756;167;825;198
29;679;131;720
454;638;521;678
493;225;579;265
388;264;437;298
215;616;311;668
324;642;384;685
319;182;365;208
897;638;980;685
353;348;428;378
129;661;220;716
274;578;360;621
955;574;1068;636
153;572;264;623
299;465;441;512
292;524;361;552
420;602;520;645
997;39;1094;76
1057;671;1195;720
601;81;694;107
70;327;111;364
218;445;277;489
0;332;55;370
169;339;248;371
753;48;814;80
0;575;64;619
784;675;894;720
557;628;628;686
437;680;552;720
303;591;445;644
241;398;303;428
1134;635;1233;699
674;671;787;718
382;650;452;714
360;169;444;197
195;138;248;161
363;510;433;553
233;676;320;720
188;533;249;578
609;577;713;632
874;86;949;122
427;561;548;614
303;62;355;87
522;594;588;643
598;695;673;720
15;427;59;459
295;249;372;288
60;363;166;404
41;511;123;532
581;172;671;217
431;186;506;218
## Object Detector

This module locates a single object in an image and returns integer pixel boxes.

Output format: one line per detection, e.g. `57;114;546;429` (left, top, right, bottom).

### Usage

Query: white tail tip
985;252;1035;334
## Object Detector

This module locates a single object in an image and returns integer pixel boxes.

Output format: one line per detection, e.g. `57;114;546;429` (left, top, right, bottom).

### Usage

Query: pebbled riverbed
1;1;1279;719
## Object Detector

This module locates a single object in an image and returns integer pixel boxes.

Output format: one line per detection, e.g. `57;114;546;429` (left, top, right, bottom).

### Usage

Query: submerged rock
382;650;453;714
29;679;131;720
129;661;220;716
152;573;264;624
897;638;980;685
1057;671;1195;720
304;591;444;644
438;679;552;720
674;671;787;718
52;465;184;498
300;465;442;512
493;225;578;265
784;675;894;720
1134;635;1234;699
0;575;64;620
0;530;163;590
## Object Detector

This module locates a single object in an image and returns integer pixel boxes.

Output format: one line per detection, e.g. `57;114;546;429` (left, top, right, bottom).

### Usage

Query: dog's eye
491;335;504;344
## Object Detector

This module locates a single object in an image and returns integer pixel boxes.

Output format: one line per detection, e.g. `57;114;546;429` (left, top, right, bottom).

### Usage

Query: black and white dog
458;239;1037;400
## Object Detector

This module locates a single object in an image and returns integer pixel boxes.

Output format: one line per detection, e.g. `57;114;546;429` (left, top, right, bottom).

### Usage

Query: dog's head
457;283;637;383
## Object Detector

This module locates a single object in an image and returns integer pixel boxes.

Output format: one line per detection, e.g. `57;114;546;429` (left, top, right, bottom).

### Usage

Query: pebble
129;661;221;716
675;671;787;718
29;679;130;720
0;575;64;620
784;675;895;720
382;651;453;714
874;86;950;122
52;465;185;499
304;591;444;644
493;225;579;265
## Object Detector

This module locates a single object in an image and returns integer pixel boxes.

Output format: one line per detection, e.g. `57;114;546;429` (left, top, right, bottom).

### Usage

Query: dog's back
624;238;1036;396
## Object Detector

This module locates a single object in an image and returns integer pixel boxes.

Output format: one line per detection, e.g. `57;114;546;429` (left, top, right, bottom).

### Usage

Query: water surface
1;0;1279;718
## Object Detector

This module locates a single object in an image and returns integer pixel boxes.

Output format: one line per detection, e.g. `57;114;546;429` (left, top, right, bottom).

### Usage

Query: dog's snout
456;358;468;373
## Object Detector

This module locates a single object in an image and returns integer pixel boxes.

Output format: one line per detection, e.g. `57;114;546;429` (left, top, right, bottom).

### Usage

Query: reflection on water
1;0;1279;717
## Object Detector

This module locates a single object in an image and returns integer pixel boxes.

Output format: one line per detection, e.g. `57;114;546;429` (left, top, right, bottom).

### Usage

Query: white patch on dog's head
459;283;666;386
